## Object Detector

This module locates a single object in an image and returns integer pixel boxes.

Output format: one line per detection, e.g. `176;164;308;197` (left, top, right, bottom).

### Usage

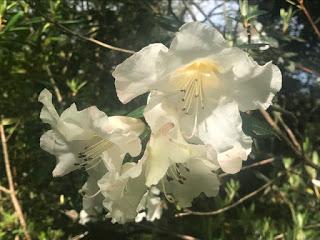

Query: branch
175;176;278;217
219;158;274;178
0;185;12;194
181;0;197;21
45;65;63;103
191;2;216;27
259;106;319;171
298;0;320;38
41;15;135;54
0;123;31;240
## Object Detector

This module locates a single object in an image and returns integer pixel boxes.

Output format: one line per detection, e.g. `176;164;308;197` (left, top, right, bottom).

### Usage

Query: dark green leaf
241;112;277;138
127;105;146;118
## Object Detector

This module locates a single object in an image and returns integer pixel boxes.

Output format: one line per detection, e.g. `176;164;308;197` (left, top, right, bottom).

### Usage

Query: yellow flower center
170;58;221;114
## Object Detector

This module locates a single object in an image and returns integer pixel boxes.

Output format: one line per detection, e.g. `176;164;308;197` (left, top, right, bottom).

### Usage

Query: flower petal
107;116;145;136
231;55;282;111
170;22;227;55
98;160;146;224
82;161;106;216
38;89;60;126
164;158;220;208
113;43;168;104
197;99;252;173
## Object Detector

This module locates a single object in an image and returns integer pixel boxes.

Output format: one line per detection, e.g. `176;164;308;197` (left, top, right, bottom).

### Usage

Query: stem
0;123;31;240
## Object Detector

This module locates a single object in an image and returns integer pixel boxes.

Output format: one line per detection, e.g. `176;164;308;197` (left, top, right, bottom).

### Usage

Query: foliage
0;0;319;239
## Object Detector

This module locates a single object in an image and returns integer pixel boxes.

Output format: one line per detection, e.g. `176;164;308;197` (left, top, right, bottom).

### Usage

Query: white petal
52;152;78;177
82;161;106;216
144;91;179;133
217;143;248;174
135;187;163;222
98;160;146;224
40;130;67;155
40;130;79;177
197;99;252;173
58;105;105;141
170;22;227;55
113;43;168;104
164;158;220;208
107;116;145;136
230;55;282;111
38;89;59;126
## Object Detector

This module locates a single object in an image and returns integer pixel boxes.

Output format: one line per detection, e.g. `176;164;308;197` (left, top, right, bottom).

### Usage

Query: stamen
83;189;101;199
161;180;175;203
77;138;113;171
85;158;102;171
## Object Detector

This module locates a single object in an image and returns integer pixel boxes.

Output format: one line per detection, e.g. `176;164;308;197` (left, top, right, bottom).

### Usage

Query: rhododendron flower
113;22;281;173
39;88;145;177
143;97;220;207
97;155;162;224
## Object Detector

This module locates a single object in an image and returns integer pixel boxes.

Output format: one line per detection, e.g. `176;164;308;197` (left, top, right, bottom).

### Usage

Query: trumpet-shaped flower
98;99;220;223
143;97;220;207
98;155;162;224
113;22;281;173
39;88;145;177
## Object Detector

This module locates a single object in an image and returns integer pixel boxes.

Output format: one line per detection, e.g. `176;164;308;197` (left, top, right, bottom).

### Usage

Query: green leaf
241;112;277;138
127;105;145;118
0;0;6;16
4;11;22;31
0;117;18;126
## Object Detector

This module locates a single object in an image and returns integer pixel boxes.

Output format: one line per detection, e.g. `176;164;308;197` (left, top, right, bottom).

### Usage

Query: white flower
143;96;220;207
39;88;145;177
143;93;219;186
113;22;281;173
135;187;163;222
97;156;151;224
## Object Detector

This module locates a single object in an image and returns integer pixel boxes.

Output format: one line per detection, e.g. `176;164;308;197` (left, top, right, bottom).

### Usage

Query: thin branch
259;106;319;171
219;158;274;178
136;223;199;240
191;2;216;27
181;0;197;21
167;0;183;24
175;176;278;217
296;63;320;77
41;15;135;54
0;123;31;240
298;0;320;38
6;119;21;142
277;114;301;152
0;185;12;194
45;65;63;103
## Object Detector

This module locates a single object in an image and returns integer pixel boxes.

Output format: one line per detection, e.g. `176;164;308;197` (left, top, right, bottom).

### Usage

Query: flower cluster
39;22;281;224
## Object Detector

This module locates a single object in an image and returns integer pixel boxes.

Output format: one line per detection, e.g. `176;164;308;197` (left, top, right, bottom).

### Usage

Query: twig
277;114;301;152
41;15;134;54
167;0;183;24
219;158;274;178
297;0;320;38
6;119;21;142
207;3;224;20
175;176;278;217
136;223;199;240
0;123;31;240
259;106;319;171
181;0;197;21
0;185;12;194
191;2;216;27
296;63;320;77
45;65;63;103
